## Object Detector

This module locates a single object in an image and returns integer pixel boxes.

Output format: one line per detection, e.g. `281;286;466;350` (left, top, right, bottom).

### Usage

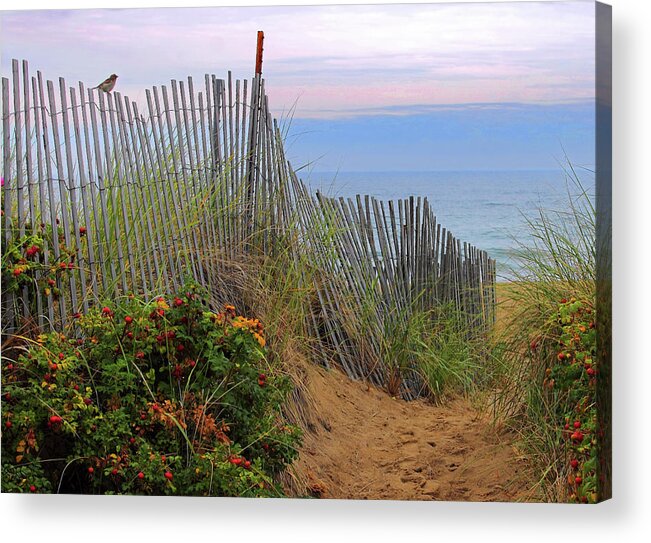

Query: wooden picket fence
1;58;496;399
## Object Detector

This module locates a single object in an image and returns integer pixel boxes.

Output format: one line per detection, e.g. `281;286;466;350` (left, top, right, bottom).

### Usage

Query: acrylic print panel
0;1;611;503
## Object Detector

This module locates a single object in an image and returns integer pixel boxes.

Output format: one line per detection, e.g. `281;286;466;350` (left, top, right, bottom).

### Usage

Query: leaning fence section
1;58;496;400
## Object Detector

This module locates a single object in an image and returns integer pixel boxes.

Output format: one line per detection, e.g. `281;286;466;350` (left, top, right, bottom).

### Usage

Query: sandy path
289;364;532;501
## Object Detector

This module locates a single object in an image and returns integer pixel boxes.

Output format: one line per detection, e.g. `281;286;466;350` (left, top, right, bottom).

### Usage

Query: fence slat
2;76;16;332
69;85;98;306
12;60;30;319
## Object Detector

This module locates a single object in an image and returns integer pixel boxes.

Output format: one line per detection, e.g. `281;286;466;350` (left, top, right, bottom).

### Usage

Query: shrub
544;298;598;503
1;284;301;496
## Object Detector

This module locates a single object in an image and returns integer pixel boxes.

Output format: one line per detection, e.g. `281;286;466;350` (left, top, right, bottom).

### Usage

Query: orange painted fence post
255;31;264;75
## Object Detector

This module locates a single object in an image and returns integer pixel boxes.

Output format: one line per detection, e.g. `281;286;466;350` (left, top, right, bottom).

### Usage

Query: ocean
303;169;595;281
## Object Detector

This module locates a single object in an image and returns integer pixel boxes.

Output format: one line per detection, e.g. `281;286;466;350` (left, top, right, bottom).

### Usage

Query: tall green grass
386;302;486;400
488;164;596;502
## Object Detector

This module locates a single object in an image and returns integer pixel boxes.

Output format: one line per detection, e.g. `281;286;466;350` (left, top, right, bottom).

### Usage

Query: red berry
231;457;242;466
188;360;196;368
174;297;183;307
84;398;92;406
47;278;56;287
258;379;265;387
88;467;94;474
575;476;582;485
73;385;79;391
67;262;74;269
126;331;134;339
176;344;184;352
244;460;251;469
26;245;40;258
49;415;62;424
13;268;23;277
586;367;595;376
79;226;87;236
574;421;581;429
137;472;145;479
124;316;133;325
29;485;37;492
560;298;568;304
140;413;147;420
129;437;136;444
111;468;118;476
73;312;82;319
5;421;12;429
571;431;584;443
570;459;579;469
258;373;266;381
6;363;14;370
164;471;173;480
60;262;67;270
135;351;145;359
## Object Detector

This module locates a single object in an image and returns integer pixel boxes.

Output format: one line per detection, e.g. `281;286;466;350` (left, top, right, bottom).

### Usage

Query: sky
0;1;596;171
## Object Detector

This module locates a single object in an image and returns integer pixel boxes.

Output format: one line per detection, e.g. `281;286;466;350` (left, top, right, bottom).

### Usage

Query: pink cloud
1;2;595;119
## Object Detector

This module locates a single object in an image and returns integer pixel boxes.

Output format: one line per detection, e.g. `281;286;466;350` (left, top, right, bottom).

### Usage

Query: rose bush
537;297;597;503
1;284;301;496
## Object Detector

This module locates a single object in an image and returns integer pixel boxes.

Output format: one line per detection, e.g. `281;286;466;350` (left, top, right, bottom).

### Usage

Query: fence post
255;31;264;76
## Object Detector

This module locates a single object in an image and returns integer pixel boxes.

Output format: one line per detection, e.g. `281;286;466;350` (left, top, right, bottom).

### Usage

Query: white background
0;1;649;542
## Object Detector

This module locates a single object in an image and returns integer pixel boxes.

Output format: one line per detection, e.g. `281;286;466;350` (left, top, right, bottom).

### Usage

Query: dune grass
485;165;596;502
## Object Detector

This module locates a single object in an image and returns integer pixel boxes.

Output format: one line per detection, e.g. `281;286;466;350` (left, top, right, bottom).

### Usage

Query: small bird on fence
92;74;118;93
